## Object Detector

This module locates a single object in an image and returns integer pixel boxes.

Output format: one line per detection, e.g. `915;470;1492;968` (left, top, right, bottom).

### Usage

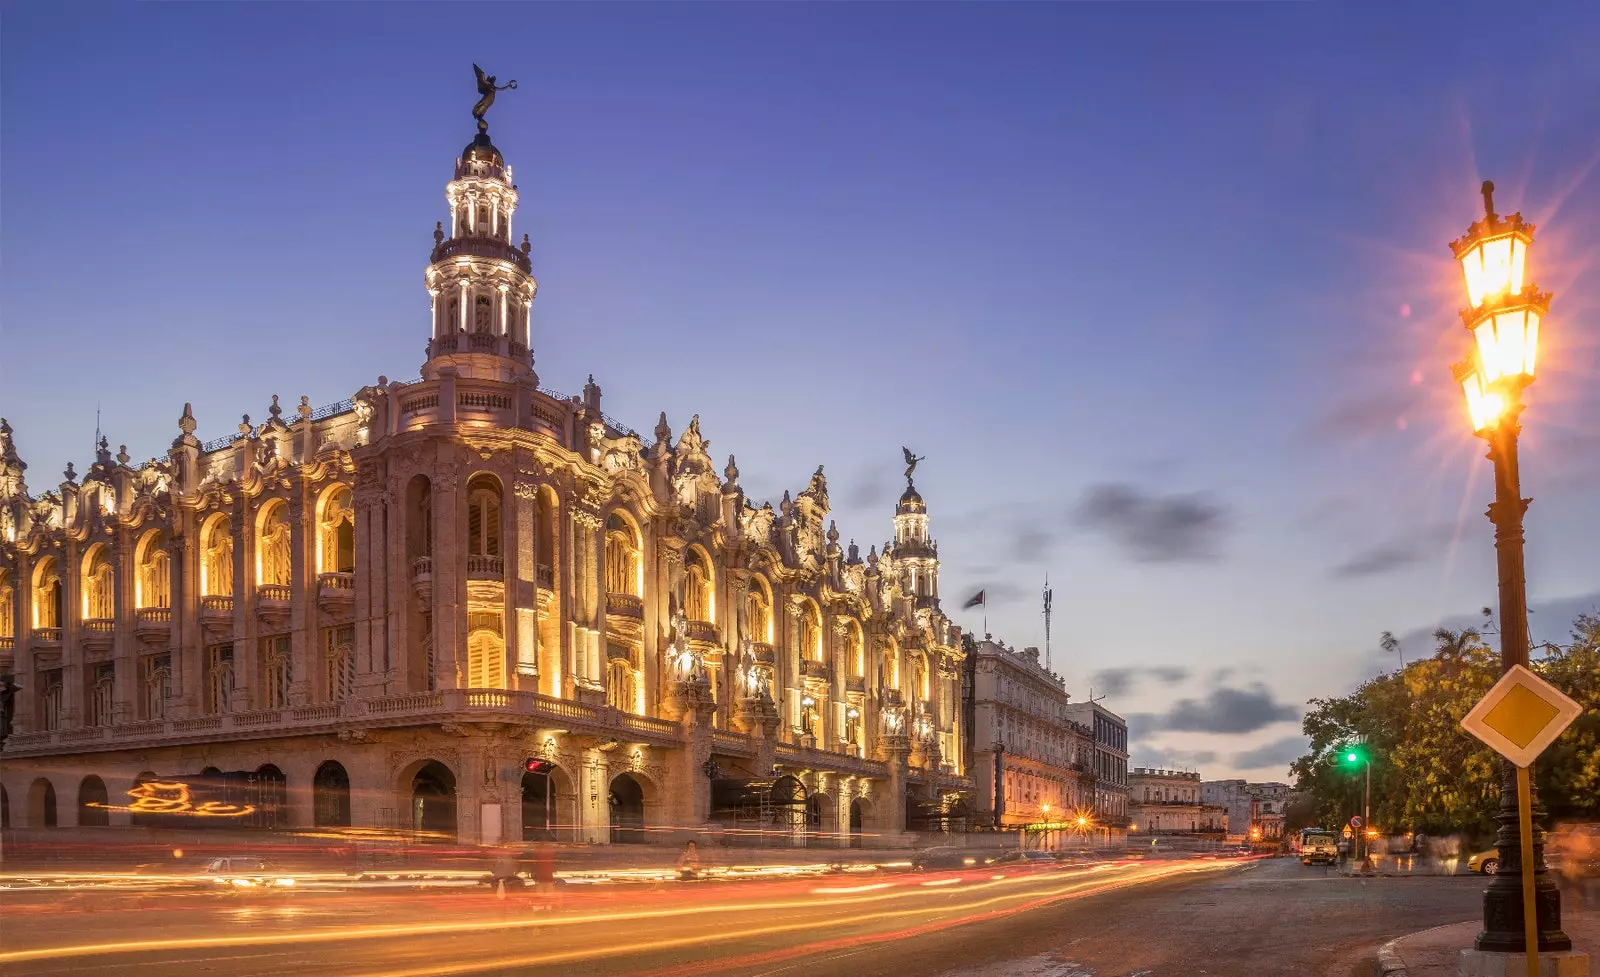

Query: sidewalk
1376;911;1599;977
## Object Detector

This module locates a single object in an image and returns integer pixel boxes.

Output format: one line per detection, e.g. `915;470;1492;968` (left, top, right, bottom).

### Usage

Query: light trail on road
1;857;1242;976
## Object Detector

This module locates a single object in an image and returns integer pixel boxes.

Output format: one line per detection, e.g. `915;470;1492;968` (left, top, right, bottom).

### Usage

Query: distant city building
1063;700;1128;843
0;102;974;846
1127;768;1227;836
963;637;1096;842
1201;779;1291;841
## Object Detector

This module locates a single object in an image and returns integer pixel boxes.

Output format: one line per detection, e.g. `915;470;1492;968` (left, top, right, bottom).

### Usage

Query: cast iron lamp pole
1448;180;1570;954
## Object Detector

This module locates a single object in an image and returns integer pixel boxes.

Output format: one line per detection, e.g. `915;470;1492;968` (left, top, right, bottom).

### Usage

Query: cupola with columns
892;474;939;604
422;122;538;382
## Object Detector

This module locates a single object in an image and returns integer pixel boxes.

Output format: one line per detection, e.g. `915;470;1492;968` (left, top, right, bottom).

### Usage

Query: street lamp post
1341;748;1371;867
1448;181;1570;954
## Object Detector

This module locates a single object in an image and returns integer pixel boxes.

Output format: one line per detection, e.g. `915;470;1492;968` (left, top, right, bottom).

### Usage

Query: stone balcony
845;675;866;694
81;619;114;652
318;571;355;613
411;556;432;603
256;585;291;629
200;595;233;637
133;607;171;643
466;554;504;580
684;619;719;647
747;641;774;664
800;659;832;682
2;687;684;758
0;635;13;669
606;592;644;619
31;627;63;649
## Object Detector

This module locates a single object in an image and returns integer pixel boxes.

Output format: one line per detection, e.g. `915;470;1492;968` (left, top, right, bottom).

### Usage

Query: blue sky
4;3;1598;781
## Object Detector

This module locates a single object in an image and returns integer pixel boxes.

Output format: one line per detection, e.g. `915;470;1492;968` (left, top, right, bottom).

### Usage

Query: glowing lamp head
1077;816;1088;828
1467;302;1542;387
1454;361;1509;435
1450;182;1535;309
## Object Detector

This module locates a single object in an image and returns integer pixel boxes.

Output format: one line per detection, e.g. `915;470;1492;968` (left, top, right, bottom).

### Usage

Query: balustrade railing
173;716;224;733
201;595;234;615
136;607;172;624
319;571;355;591
606;592;644;618
466;554;504;579
800;659;831;681
83;619;115;633
412;556;433;579
258;584;292;603
32;627;63;644
685;620;719;643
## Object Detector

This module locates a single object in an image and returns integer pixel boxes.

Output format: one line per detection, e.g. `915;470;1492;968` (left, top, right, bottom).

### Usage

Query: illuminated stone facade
0;118;970;846
964;638;1096;838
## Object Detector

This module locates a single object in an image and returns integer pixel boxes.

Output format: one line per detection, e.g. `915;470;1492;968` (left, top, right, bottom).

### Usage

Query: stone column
668;678;716;828
59;540;81;728
510;477;539;690
880;732;911;844
282;488;309;710
110;535;136;723
354;462;388;696
579;748;609;844
432;469;462;689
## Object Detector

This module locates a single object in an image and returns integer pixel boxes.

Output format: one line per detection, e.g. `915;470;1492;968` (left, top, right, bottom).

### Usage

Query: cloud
1072;483;1229;563
1011;526;1054;562
1088;666;1191;698
1379;591;1600;669
1331;524;1457;579
1141;683;1300;735
1231;735;1310;770
1134;747;1219;769
1312;387;1424;441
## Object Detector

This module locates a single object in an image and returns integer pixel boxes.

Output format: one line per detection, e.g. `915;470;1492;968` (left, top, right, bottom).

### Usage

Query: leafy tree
1289;616;1599;841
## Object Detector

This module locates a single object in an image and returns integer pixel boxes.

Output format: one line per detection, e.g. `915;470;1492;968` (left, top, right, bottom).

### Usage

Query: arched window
607;660;634;712
467;628;504;689
911;656;929;702
473;294;492;333
319;486;355;574
33;558;62;629
83;547;114;621
203;515;234;597
684;549;712;622
0;574;13;639
799;602;821;662
406;476;432;561
136;532;170;609
207;645;235;715
745;577;771;644
77;776;109;827
313;761;351;827
466;476;501;558
604;513;639;596
843;622;863;677
257;503;292;587
324;626;354;702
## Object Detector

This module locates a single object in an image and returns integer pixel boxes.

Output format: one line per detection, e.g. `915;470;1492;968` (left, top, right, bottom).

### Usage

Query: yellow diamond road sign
1460;664;1582;768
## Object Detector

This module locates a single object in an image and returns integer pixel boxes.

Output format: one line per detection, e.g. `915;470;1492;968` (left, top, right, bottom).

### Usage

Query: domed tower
893;476;939;605
422;118;538;382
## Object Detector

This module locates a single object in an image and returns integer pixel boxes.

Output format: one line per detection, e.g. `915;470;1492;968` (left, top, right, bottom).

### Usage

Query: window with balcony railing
89;662;114;727
41;668;63;731
142;654;170;720
324;625;354;701
206;644;235;715
263;634;292;709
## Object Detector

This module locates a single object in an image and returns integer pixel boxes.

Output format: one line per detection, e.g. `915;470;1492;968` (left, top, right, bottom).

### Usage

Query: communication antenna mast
1042;575;1054;672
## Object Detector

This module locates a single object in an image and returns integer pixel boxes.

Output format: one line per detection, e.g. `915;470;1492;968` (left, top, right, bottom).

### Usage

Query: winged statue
471;64;518;131
902;446;926;484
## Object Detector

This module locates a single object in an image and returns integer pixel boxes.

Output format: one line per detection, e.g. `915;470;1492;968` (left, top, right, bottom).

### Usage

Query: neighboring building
1201;780;1291;841
964;638;1095;841
1063;700;1128;843
1127;768;1227;836
0;102;974;846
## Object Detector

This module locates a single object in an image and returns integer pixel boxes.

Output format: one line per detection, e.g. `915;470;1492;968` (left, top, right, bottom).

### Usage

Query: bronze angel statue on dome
902;446;925;483
472;64;517;131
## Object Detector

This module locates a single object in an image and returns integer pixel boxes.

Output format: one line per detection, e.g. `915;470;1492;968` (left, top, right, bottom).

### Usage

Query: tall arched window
607;660;634;712
746;577;771;644
257;503;292;587
319;486;355;574
684;549;712;622
33;558;62;629
604;513;639;596
136;532;170;609
473;294;493;333
83;547;114;621
0;573;13;639
203;515;233;596
843;622;863;677
799;602;821;662
466;476;501;558
467;628;505;689
912;656;929;703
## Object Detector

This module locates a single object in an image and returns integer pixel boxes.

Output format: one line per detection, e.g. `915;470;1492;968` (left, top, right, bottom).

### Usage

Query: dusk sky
3;4;1597;782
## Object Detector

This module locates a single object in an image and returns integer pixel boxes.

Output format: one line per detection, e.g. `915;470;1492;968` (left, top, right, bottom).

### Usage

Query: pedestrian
677;840;701;881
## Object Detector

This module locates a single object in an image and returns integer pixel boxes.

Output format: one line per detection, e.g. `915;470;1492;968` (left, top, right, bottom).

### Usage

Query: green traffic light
1346;752;1359;762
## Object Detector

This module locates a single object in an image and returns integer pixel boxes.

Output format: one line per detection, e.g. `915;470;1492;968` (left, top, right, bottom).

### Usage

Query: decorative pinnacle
1481;180;1497;222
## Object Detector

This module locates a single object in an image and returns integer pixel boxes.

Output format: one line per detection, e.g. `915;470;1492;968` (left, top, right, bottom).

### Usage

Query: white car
204;857;297;891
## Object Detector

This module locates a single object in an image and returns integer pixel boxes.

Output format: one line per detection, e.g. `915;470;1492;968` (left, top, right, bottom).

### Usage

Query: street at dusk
2;4;1597;977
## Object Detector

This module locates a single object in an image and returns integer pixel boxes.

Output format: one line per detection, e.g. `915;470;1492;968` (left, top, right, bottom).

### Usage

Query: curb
1372;938;1408;977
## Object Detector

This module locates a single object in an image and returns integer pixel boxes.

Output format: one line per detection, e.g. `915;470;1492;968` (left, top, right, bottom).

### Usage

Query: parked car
910;847;973;872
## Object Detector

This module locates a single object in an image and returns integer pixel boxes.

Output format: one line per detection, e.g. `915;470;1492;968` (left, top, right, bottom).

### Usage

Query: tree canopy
1289;614;1600;840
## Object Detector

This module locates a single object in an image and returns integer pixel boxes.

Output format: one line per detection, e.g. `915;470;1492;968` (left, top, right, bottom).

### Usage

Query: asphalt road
0;856;1487;977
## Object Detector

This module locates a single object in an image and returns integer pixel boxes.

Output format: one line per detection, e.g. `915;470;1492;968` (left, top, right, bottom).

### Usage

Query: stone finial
723;454;739;487
96;436;112;466
654;411;671;446
239;414;252;436
178;402;197;436
116;444;130;466
63;461;77;484
269;394;282;420
827;519;840;545
847;538;860;563
521;233;531;255
434;220;445;246
298;395;312;421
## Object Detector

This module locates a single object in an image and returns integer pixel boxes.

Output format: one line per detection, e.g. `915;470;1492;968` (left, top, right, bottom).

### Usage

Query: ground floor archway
314;761;351;827
254;764;287;829
410;761;457;838
28;777;56;828
608;772;646;844
77;775;109;827
849;797;865;848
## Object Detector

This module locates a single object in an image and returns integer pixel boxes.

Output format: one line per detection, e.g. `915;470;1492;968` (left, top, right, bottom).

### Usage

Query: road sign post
1460;663;1583;977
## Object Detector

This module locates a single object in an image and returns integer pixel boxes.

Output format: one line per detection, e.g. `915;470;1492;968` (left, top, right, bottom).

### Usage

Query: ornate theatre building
0;103;971;847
